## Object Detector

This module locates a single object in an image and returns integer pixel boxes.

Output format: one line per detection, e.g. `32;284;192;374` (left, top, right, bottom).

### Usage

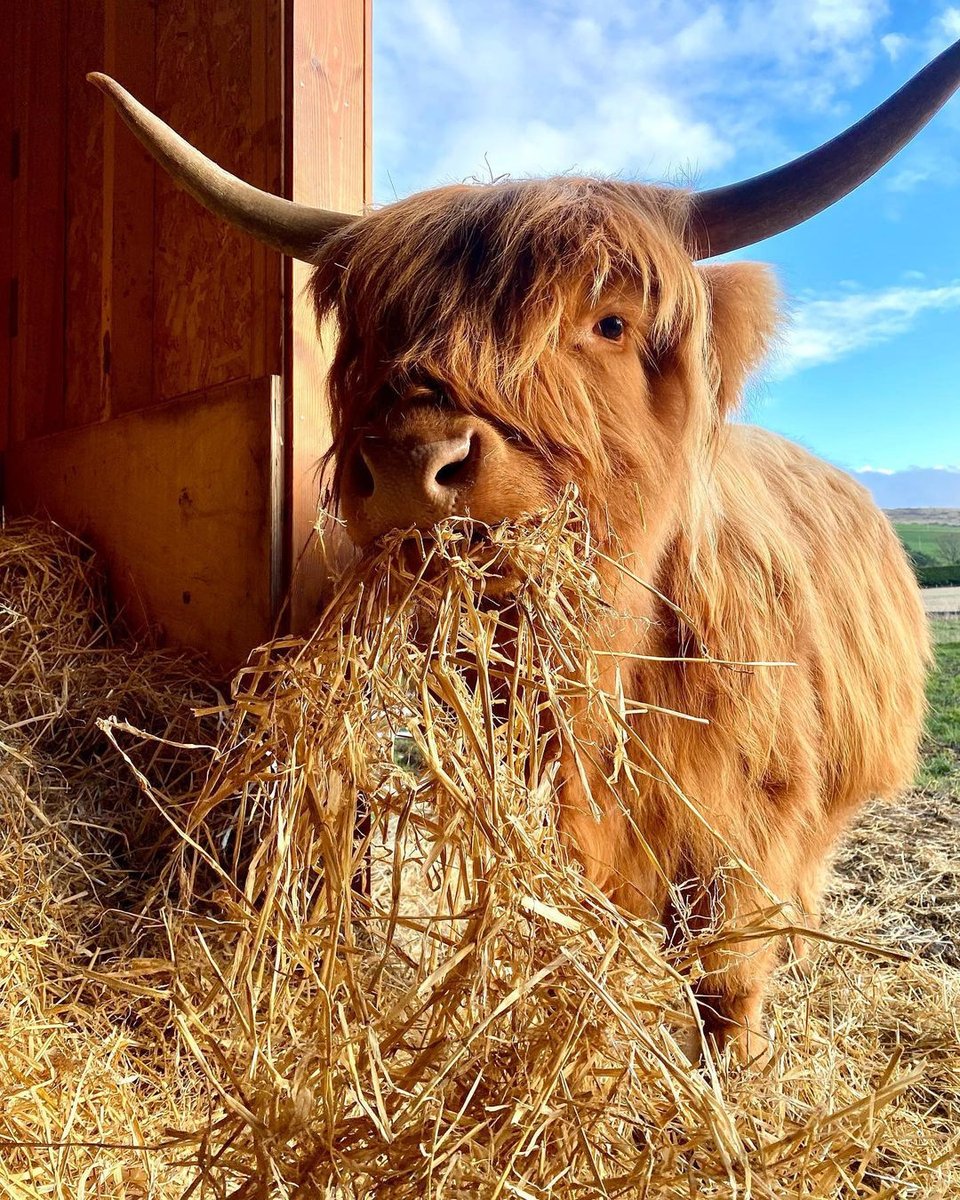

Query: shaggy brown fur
311;177;930;1058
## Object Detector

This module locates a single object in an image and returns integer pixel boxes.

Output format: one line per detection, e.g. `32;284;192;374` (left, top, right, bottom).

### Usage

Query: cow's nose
360;431;478;506
349;425;483;540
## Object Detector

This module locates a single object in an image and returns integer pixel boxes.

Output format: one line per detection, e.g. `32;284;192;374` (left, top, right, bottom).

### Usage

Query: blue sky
374;1;960;501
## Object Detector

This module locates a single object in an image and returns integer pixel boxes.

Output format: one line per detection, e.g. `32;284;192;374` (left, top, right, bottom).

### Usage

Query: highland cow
89;37;959;1058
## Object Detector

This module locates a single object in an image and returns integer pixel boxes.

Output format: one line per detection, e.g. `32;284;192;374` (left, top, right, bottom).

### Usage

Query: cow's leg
693;952;777;1065
688;875;784;1065
556;753;664;918
788;860;828;973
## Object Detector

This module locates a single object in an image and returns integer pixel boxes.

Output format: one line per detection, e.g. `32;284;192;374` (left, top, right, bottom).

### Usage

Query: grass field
895;523;960;566
918;618;960;792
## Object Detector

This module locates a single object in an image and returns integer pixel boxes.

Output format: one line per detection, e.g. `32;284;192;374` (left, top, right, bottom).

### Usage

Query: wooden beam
11;5;68;442
0;13;14;454
286;0;371;630
105;0;157;419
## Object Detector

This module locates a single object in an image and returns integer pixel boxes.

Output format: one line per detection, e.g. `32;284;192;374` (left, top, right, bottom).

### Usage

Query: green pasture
919;618;960;793
895;523;960;567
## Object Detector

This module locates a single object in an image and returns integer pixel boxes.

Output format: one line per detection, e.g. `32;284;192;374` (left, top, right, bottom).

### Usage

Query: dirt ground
887;508;960;526
922;586;960;616
834;790;960;967
832;612;959;968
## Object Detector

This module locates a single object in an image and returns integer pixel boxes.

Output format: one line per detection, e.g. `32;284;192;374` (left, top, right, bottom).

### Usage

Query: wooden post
286;0;372;631
0;15;14;453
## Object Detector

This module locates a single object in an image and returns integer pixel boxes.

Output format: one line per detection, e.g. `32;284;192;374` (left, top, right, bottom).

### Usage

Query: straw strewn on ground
0;510;958;1198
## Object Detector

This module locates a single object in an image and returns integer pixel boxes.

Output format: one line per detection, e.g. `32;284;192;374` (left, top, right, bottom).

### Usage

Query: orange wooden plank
6;376;282;670
64;0;107;429
11;5;67;442
287;0;371;628
0;15;14;453
152;0;284;404
105;0;157;418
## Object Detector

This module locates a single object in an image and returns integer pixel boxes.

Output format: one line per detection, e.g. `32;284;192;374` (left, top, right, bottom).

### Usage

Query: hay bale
0;519;220;1195
1;506;958;1197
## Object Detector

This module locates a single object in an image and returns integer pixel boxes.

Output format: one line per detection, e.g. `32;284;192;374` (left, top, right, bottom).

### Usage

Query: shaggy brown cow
89;39;959;1059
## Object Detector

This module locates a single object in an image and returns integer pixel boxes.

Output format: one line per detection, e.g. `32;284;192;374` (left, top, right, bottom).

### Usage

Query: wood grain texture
11;5;67;442
5;376;281;670
153;0;283;403
64;0;107;429
287;0;371;630
248;0;284;383
6;1;288;666
0;19;14;454
105;0;157;418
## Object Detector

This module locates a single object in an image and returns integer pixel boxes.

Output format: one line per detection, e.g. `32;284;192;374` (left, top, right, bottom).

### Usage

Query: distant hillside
885;508;960;527
888;511;960;587
851;467;960;508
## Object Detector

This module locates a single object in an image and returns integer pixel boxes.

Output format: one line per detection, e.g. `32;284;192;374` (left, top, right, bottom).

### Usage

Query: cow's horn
87;72;352;261
687;37;960;258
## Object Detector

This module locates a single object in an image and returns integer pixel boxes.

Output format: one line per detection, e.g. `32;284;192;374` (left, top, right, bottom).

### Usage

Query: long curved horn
688;38;960;258
87;72;352;261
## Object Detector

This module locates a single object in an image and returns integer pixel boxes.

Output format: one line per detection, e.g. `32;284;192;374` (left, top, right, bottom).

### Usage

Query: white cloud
886;163;939;192
941;6;960;38
374;0;896;199
409;0;462;55
881;32;909;61
429;85;733;185
804;0;887;43
924;5;960;54
775;281;960;377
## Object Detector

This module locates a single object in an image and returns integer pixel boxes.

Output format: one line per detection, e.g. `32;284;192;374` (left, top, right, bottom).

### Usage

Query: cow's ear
699;262;780;415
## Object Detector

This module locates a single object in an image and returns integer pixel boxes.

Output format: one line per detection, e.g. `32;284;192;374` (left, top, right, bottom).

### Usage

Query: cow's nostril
434;434;477;488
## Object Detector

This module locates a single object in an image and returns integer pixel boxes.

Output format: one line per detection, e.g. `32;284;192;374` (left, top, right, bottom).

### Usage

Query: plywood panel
153;0;283;403
105;0;157;418
248;0;284;383
5;376;282;670
11;5;67;442
0;19;15;453
64;0;107;429
288;0;371;628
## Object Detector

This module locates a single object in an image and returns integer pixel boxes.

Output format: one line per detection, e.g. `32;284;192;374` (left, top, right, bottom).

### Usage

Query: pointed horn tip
87;73;128;104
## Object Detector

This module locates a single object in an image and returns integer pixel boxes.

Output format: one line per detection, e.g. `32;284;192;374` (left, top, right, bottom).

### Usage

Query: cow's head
307;179;778;573
89;42;960;573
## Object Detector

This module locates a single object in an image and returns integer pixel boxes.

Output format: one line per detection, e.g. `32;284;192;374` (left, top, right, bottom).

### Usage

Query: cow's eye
594;315;625;341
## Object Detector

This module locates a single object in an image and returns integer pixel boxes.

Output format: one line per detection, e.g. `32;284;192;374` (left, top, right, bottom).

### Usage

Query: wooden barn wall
4;0;285;669
287;0;372;628
3;0;370;666
7;0;283;440
10;5;68;443
0;20;14;456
